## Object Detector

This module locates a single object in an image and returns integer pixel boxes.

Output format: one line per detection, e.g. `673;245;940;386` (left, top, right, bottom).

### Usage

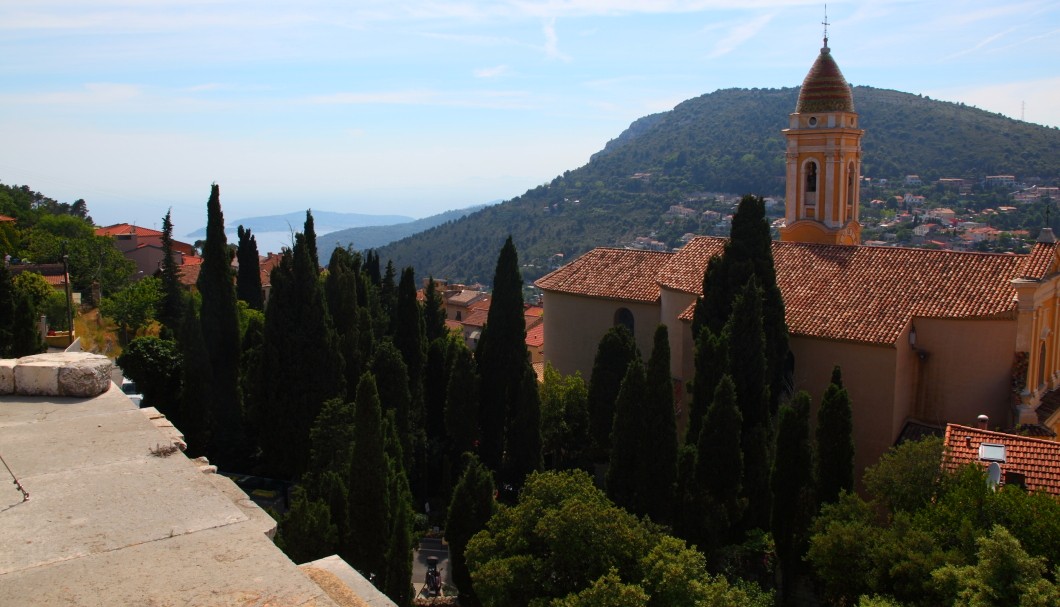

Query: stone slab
301;556;397;607
0;385;134;428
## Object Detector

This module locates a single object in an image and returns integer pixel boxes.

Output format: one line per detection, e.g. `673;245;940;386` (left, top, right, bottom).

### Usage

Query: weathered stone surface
0;359;15;395
9;353;113;398
57;354;113;397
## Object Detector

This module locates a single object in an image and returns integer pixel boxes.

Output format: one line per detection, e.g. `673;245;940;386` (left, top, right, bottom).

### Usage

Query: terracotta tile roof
1017;242;1057;280
665;237;1021;345
0;214;16;223
943;423;1060;496
95;223;165;238
535;248;673;303
462;308;489;328
525;323;544;348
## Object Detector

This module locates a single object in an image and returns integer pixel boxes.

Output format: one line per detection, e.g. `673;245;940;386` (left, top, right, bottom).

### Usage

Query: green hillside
375;86;1060;285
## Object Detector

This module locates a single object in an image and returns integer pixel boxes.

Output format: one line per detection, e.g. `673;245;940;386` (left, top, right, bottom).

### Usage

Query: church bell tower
779;32;863;246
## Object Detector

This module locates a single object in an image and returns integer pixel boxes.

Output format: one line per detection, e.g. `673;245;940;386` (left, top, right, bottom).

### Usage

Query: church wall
540;290;661;378
910;317;1016;429
660;287;699;385
790;335;899;478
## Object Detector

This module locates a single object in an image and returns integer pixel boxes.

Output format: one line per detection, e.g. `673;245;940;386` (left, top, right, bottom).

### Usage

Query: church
535;37;1060;476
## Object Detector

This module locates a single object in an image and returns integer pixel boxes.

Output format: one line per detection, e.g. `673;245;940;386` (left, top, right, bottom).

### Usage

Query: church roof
546;237;1022;346
796;44;855;113
536;248;673;303
1017;240;1058;280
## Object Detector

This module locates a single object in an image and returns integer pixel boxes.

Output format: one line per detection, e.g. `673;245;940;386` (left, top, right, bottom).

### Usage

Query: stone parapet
1;352;113;398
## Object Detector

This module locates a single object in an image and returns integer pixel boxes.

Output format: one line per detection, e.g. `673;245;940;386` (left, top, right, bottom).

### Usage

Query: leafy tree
0;262;13;354
771;392;815;605
99;276;162;345
345;373;389;582
11;271;54;311
446;454;497;606
117;336;182;413
587;325;639;457
157;210;184;332
817;366;855;505
196;185;246;466
540;363;590;471
10;290;43;356
276;486;338;565
235;225;263;310
862;436;944;514
549;570;650;607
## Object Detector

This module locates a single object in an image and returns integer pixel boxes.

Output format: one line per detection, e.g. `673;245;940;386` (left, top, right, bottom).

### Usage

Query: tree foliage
117;336;182;414
587;326;639;457
446;454;498;606
816;367;855;505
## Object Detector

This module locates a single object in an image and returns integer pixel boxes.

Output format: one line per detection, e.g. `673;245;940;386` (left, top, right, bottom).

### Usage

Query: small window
979;443;1006;462
614;308;634;334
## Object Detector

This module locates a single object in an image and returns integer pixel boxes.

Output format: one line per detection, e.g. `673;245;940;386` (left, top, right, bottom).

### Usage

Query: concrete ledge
1;353;113;398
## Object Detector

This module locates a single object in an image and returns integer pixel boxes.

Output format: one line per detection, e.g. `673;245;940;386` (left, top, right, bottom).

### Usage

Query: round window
808;116;818;126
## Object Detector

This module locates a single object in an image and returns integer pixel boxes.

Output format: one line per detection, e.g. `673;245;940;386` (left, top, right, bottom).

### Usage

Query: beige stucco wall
908;317;1015;429
660;287;699;384
790;335;898;478
540;290;661;378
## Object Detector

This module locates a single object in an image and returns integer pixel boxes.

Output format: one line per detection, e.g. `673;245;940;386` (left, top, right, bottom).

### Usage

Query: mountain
371;86;1060;286
315;204;493;264
186;210;414;240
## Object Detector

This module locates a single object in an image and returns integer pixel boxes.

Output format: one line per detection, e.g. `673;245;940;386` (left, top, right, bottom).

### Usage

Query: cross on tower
823;4;830;48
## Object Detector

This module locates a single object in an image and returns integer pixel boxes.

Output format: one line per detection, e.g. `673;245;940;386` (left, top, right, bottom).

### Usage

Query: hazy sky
1;0;1058;239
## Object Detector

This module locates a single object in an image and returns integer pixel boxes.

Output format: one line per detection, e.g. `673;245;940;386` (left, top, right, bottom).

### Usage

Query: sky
1;0;1058;241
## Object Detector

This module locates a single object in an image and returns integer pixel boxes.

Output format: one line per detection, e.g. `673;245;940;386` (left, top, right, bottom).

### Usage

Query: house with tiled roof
943;422;1060;496
535;38;1060;478
96;223;200;280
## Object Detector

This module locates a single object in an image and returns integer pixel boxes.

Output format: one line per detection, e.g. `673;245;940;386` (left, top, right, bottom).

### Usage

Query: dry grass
73;308;162;359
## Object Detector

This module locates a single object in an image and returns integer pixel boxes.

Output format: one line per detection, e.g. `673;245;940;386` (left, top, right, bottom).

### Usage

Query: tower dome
795;42;854;113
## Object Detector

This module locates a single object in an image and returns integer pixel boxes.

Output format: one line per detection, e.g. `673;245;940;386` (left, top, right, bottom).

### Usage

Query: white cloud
305;89;534;109
474;65;510;78
706;12;774;59
542;17;570;61
0;83;143;105
942;26;1019;61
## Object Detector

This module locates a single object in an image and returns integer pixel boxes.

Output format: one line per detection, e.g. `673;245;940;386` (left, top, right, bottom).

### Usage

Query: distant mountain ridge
315;204;492;262
186;210;414;240
372;85;1060;285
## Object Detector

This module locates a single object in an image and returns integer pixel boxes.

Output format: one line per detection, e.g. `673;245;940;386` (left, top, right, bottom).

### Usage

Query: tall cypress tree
371;339;414;474
345;373;389;581
157;210;184;333
641;324;677;523
816;366;855;504
687;326;728;447
394;266;427;432
235;225;263;310
606;356;647;514
445;454;497;607
586;325;639;457
382;410;414;605
196;184;246;466
445;341;480;469
504;359;543;487
476;236;536;480
325;247;363;392
423;276;447;343
177;296;211;456
695;374;745;550
772;391;815;605
303;210;319;270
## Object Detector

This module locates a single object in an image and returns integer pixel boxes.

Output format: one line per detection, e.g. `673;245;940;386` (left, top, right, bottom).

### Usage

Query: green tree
540;363;590;471
117;336;182;414
176;296;211;455
505;358;543;487
276;486;338;565
99;276;162;345
382;410;414;605
862;436;944;514
235;225;263;310
817;366;855;505
195;185;246;466
587;326;639;457
345;373;389;582
690;375;745;554
686;326;727;446
607;357;647;514
446;454;497;606
641;325;677;523
10;290;42;356
371;339;414;474
157;210;184;333
423;276;447;343
0;262;13;354
325;247;364;391
11;271;54;311
771;392;815;606
445;340;481;468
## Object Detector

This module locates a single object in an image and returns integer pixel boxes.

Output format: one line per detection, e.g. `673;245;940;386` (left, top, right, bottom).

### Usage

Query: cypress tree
307;397;356;479
445;454;497;607
235;225;263;310
379;260;396;330
816;367;855;504
157;210;184;332
382;410;414;605
586;325;639;457
325;247;364;390
177;296;211;456
641;324;677;523
725;277;772;532
371;339;414;473
476;236;534;478
687;325;728;447
345;373;389;581
239;310;265;446
772;391;815;605
276;487;337;565
394;266;427;432
445;341;480;468
365;250;381;286
423;276;447;343
424;336;455;443
303;210;318;269
258;232;345;478
694;374;745;552
196;184;246;466
504;358;543;487
606;357;647;514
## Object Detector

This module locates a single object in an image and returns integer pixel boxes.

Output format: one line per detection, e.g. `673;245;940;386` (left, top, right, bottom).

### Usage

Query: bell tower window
803;161;818;218
846;161;855;220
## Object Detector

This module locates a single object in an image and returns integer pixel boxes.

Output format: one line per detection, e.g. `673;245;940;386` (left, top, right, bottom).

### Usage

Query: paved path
412;536;451;598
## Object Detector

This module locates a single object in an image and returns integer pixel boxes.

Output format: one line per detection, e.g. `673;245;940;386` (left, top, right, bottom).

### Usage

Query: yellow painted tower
779;36;863;245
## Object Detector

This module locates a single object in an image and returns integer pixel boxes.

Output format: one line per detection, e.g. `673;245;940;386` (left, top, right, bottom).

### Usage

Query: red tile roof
96;223;165;238
666;237;1021;345
525;323;544;348
943;423;1060;496
536;248;673;303
1017;241;1057;280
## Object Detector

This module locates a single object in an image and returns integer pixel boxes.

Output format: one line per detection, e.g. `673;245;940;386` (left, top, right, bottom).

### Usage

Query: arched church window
846;161;856;218
806;161;818;194
614;308;635;334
